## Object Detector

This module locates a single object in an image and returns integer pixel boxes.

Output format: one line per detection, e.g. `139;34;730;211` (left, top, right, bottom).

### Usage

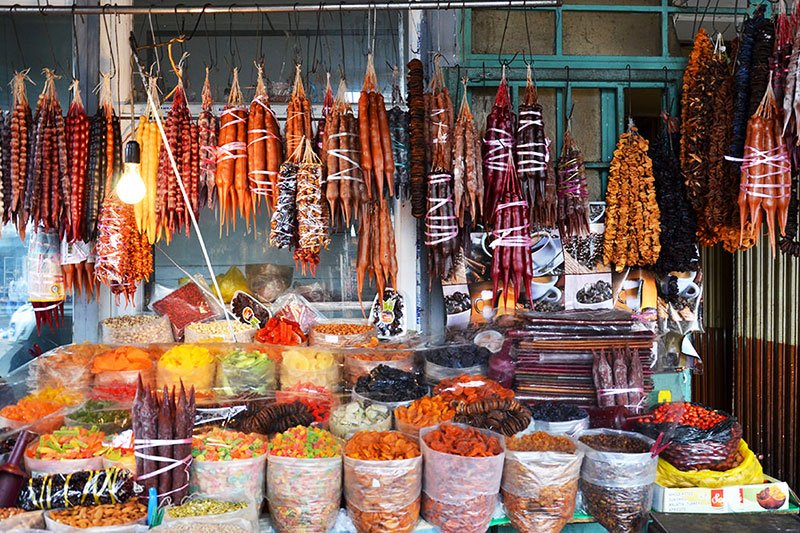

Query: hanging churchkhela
516;65;556;229
489;154;533;307
325;79;364;228
158;68;200;241
426;57;454;174
216;68;249;233
197;67;219;210
407;58;427;217
270;144;301;250
780;14;800;257
294;139;330;275
356;199;398;311
452;78;483;227
425;167;459;282
134;76;162;244
248;64;282;211
359;54;395;199
738;83;792;255
388;67;410;201
65;80;89;243
556;127;590;238
28;69;68;237
603;122;661;271
286;64;312;160
8;70;33;238
483;70;516;225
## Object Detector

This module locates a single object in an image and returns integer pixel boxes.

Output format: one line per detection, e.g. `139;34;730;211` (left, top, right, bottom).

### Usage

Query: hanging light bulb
116;140;146;204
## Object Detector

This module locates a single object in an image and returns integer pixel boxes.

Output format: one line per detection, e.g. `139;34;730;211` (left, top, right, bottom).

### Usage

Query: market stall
0;0;798;532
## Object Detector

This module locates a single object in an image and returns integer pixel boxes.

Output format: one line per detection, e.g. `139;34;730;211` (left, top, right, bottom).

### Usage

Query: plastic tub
535;416;590;437
100;315;174;344
24;452;103;476
345;352;417;386
280;357;341;392
156;359;216;392
190;454;267;503
329;403;393;440
424;360;486;384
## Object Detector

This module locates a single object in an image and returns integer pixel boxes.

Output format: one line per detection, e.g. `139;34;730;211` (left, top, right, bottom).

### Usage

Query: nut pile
48;500;146;528
168;499;247;518
602;125;661;271
578;433;650;454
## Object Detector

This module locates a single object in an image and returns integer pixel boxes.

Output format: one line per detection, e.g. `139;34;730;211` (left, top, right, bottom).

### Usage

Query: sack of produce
656;439;763;488
24;426;106;476
329;402;392;440
65;400;132;435
354;365;427;411
424;344;490;384
530;402;590;437
27;344;97;392
184;320;257;343
394;396;455;440
280;348;341;391
91;346;155;402
164;497;259;531
502;432;583;533
19;467;135;511
634;401;742;471
216;349;277;397
245;263;293;304
151;279;224;340
191;428;269;502
576;429;657;533
100;314;174;344
275;382;336;426
43;500;146;532
345;350;417;387
420;423;505;533
433;374;515;405
309;321;375;347
267;426;342;533
156;345;216;392
344;431;422;533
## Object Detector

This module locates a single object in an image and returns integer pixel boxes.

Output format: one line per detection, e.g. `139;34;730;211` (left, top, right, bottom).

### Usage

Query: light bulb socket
124;140;141;165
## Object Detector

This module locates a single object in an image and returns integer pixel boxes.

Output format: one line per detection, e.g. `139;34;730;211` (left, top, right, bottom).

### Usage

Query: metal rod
0;1;560;16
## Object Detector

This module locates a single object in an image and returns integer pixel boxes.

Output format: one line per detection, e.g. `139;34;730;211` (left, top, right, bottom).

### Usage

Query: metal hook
626;64;632;89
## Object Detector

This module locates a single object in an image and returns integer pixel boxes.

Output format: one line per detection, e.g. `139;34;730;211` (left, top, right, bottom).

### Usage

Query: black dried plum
426;344;490;369
529;402;588;422
354;364;426;403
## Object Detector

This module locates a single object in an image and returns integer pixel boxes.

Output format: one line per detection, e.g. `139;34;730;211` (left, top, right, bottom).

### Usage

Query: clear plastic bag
344;455;422;533
328;402;392;440
0;510;45;530
24;443;104;476
576;429;657;533
100;315;174;344
245;263;294;304
501;448;583;533
344;352;417;387
18;468;136;511
419;424;505;533
163;495;260;531
280;348;341;391
151;279;225;340
27;344;98;392
267;454;342;533
27;230;65;304
271;292;325;333
655;439;763;489
43;511;145;532
216;349;277;397
190;454;267;503
535;417;590;437
424;360;486;384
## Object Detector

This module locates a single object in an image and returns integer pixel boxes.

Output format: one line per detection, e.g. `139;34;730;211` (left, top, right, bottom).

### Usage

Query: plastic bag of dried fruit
501;434;584;533
575;429;657;533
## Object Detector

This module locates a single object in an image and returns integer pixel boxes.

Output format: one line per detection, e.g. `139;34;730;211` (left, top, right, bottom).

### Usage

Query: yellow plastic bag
215;266;249;303
656;439;763;488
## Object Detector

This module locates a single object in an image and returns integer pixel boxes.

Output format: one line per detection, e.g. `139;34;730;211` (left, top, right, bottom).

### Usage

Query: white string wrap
484;128;514;173
726;145;792;199
425;172;459;246
517;108;550;175
247;98;280;197
489;201;532;249
134;437;192;499
327;131;364;183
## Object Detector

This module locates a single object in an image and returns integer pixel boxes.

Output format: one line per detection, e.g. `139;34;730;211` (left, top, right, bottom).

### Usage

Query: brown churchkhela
359;53;395;200
133;378;196;505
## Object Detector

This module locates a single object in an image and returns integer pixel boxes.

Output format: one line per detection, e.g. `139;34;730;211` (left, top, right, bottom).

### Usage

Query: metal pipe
0;1;559;16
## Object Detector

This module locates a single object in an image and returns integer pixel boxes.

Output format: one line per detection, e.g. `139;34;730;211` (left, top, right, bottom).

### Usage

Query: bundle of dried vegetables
602;122;661;271
555;129;590;238
702;37;742;251
516;65;555;228
407;59;427;217
731;6;766;163
680;29;714;225
650;114;698;273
